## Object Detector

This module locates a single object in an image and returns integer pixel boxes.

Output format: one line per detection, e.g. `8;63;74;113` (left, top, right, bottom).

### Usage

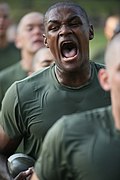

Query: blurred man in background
0;2;20;71
32;47;55;73
93;14;120;64
0;12;45;109
104;15;120;40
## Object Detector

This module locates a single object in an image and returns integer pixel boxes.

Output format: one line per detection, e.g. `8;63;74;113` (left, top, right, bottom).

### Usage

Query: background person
93;14;120;64
0;12;45;109
32;32;120;180
7;23;17;43
0;2;20;71
104;15;120;40
32;47;55;73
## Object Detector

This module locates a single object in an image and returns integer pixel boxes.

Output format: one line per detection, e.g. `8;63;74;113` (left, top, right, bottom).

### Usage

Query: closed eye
68;16;83;27
48;21;60;32
69;22;80;28
25;25;34;31
50;25;59;31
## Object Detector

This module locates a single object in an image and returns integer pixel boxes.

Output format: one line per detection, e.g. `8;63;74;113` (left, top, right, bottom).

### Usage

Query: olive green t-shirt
0;62;111;160
35;106;120;180
0;42;20;71
0;62;27;109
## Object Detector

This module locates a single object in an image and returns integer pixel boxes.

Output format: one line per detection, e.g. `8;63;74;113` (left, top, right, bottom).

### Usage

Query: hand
14;167;34;180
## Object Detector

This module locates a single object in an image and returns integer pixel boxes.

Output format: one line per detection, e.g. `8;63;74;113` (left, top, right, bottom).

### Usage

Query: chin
33;44;44;52
32;48;41;53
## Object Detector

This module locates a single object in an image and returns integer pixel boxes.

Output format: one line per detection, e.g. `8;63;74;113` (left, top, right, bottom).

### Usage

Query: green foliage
4;0;119;22
90;28;107;59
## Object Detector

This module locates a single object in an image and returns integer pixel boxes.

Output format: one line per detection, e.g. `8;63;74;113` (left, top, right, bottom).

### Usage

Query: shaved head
15;11;44;54
0;2;10;15
33;47;55;72
17;12;44;34
0;2;11;37
105;33;120;69
44;2;90;25
104;15;120;40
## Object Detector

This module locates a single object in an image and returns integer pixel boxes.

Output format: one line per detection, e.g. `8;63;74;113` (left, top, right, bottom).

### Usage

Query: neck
0;35;8;48
55;62;91;88
21;51;34;74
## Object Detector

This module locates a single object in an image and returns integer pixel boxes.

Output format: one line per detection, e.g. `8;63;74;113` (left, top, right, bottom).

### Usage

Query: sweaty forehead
46;5;84;22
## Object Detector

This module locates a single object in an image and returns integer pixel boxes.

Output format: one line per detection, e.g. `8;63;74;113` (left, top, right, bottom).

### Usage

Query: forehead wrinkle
44;3;89;26
46;9;84;28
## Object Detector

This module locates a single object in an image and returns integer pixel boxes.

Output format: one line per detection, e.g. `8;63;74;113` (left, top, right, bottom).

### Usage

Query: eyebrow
48;20;59;24
48;16;80;24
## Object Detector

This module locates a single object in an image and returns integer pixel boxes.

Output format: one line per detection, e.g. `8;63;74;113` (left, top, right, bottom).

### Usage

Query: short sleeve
0;80;2;109
34;118;66;180
0;82;24;139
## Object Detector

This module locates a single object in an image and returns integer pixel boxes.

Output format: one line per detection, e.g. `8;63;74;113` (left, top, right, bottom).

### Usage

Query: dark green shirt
35;106;120;180
0;62;111;160
0;42;20;71
0;62;27;109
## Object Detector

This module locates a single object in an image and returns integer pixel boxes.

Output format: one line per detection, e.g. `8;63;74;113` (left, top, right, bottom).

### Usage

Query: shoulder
62;106;110;133
90;61;106;71
45;117;64;142
17;65;51;87
8;42;19;50
1;81;18;111
34;118;65;180
16;66;53;101
45;106;110;138
0;62;20;81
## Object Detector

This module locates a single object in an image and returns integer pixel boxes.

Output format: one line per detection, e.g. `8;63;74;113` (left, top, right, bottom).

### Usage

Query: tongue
63;48;76;58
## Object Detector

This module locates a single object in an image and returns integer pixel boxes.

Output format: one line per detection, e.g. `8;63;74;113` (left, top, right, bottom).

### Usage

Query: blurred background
1;0;120;60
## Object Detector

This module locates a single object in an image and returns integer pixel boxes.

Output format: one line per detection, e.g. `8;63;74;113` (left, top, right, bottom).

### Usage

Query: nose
59;25;72;36
0;17;4;24
33;26;44;35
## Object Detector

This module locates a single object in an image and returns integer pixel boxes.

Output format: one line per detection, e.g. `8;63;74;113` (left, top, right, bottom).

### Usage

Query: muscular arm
0;125;21;180
0;125;22;157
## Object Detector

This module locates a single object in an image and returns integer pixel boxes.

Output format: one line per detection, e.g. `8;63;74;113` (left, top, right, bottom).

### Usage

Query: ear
98;68;110;91
43;34;49;48
89;24;94;40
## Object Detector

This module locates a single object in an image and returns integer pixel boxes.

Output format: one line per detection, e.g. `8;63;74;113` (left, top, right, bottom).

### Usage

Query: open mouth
61;41;77;58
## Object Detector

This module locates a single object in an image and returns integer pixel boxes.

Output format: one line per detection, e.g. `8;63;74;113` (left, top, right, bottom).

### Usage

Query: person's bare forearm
31;171;39;180
0;125;22;157
0;154;13;180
